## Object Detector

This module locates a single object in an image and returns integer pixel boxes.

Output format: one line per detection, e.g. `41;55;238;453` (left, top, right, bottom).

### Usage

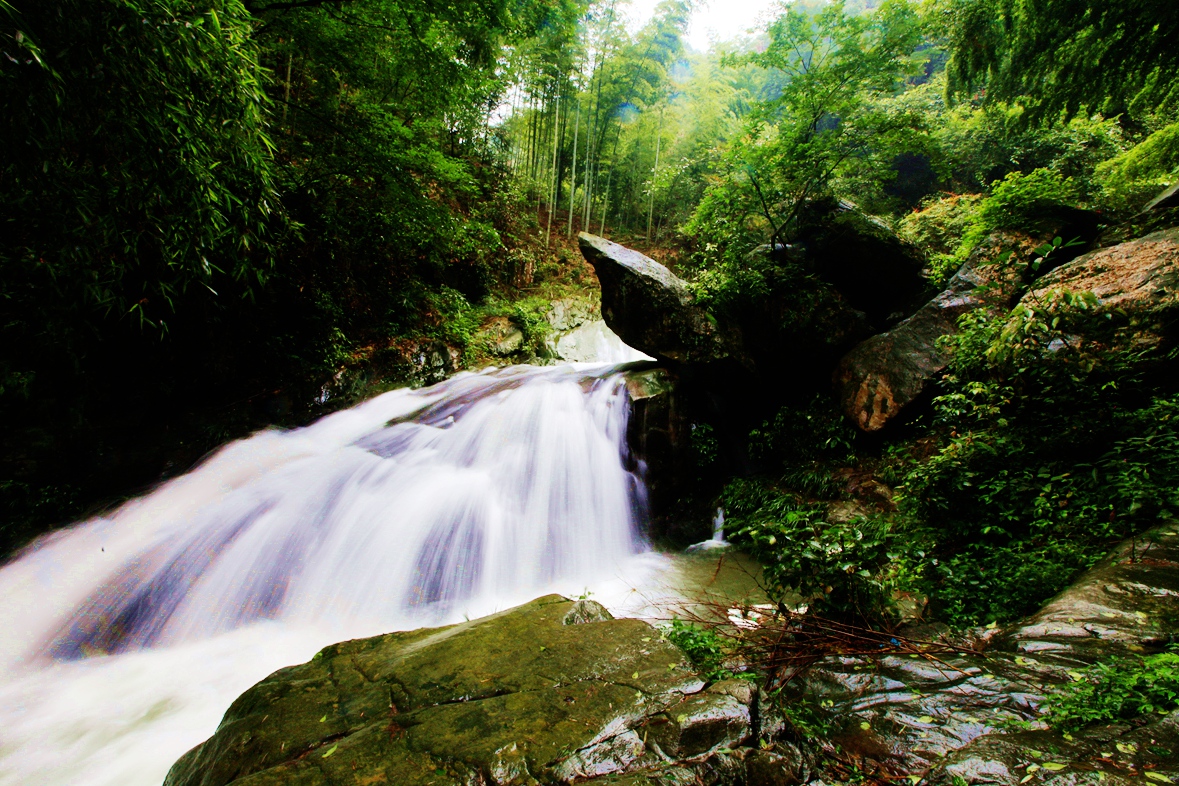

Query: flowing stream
0;330;767;785
0;334;758;785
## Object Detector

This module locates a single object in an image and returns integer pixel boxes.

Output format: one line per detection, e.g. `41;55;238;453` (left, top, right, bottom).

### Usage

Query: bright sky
625;0;782;52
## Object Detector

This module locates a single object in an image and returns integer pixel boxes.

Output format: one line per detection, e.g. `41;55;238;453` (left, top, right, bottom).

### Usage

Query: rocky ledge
577;232;745;369
790;523;1179;785
164;595;782;786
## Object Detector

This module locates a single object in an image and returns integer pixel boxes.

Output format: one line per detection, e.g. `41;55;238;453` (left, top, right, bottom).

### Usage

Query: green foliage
923;541;1095;628
898;289;1179;626
686;0;925;261
1042;649;1179;733
751;396;858;461
505;297;556;359
689;422;720;471
776;694;839;740
931;96;1127;194
748;394;857;497
952;168;1081;260
940;0;1179;121
2;0;279;329
1096;121;1179;213
723;479;896;620
663;620;746;682
422;287;481;348
897;193;982;283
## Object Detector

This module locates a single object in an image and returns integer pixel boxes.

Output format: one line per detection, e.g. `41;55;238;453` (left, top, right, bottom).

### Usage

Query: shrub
898;193;983;284
897;291;1179;626
957;168;1082;258
663;620;747;682
1096;121;1179;214
723;479;896;621
1042;649;1179;733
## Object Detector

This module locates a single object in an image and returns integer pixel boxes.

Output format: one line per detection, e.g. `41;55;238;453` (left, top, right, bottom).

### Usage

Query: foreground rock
834;232;1030;431
788;523;1179;784
578;233;743;368
165;595;769;786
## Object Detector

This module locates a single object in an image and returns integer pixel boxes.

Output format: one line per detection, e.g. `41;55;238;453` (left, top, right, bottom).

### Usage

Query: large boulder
1023;226;1179;319
791;198;929;326
834;224;1178;433
834;232;1032;432
164;595;766;786
578;233;743;368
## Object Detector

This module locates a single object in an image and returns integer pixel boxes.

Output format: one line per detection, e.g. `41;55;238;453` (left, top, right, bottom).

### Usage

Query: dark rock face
834;232;1028;431
1145;182;1179;213
578;202;926;400
728;245;875;389
792;199;929;326
787;523;1179;784
624;367;692;525
164;595;773;786
578;233;743;368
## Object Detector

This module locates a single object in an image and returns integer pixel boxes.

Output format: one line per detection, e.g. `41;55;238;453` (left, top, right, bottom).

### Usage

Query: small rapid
0;351;684;786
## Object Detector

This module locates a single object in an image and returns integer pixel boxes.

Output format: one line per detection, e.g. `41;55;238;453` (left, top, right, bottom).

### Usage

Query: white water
0;355;681;786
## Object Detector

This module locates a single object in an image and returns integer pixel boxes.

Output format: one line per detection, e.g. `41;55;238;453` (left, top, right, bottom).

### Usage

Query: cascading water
0;353;678;786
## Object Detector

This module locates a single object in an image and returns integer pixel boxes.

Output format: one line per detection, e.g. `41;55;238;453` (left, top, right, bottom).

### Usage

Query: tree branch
747;168;782;248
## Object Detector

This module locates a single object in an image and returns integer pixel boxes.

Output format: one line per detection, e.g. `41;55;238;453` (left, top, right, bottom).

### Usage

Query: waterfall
0;361;663;786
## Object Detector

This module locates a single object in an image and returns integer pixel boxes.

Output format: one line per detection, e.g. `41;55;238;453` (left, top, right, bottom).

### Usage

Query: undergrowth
717;244;1179;629
663;620;754;682
1042;648;1179;732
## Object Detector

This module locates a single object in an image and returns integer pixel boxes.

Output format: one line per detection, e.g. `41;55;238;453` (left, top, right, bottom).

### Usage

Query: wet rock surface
787;524;1179;784
165;529;1179;786
164;595;767;786
624;367;693;522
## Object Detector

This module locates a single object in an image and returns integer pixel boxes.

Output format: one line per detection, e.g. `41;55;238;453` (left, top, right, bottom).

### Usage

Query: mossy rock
164;596;763;786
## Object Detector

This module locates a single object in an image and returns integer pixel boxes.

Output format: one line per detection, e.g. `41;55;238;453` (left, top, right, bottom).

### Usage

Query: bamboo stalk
546;92;560;248
647;108;662;241
567;99;580;237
